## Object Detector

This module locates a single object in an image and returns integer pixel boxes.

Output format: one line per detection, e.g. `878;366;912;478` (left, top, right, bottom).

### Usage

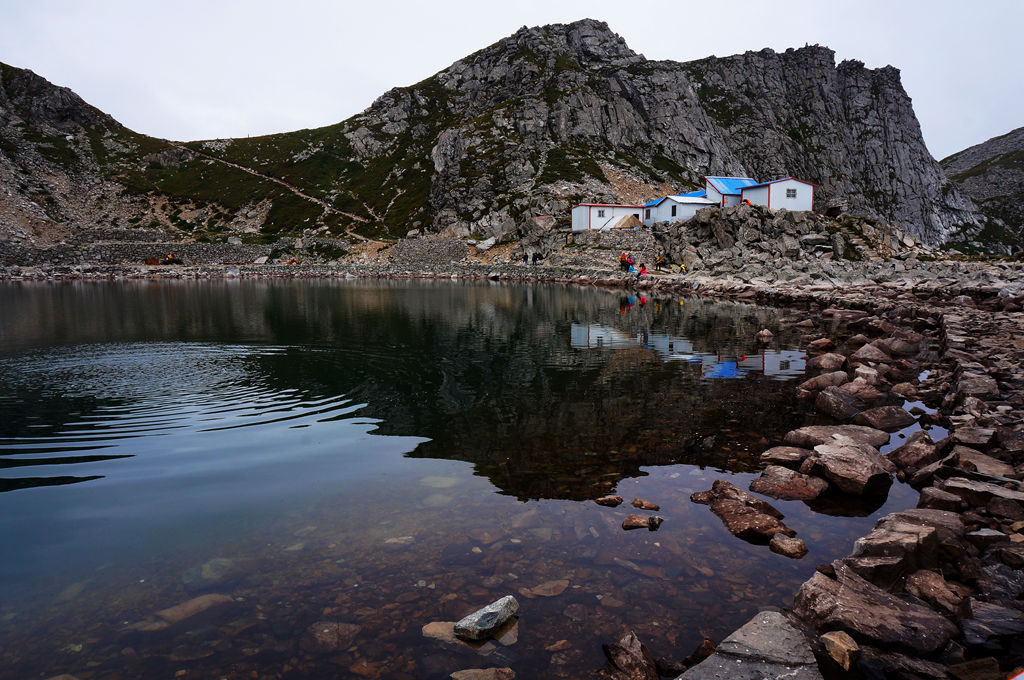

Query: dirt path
172;144;376;243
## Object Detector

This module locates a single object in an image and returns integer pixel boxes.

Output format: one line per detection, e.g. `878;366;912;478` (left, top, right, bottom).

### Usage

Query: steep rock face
312;20;978;243
941;126;1024;251
0;19;982;248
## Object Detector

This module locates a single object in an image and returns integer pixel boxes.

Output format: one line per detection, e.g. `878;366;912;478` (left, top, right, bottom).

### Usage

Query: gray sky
1;0;1020;160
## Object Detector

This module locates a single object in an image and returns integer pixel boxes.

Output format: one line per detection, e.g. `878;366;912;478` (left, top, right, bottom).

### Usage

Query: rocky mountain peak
0;63;116;131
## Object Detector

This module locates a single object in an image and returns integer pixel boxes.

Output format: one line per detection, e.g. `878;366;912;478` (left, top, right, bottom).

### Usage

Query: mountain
0;19;981;249
941;125;1024;251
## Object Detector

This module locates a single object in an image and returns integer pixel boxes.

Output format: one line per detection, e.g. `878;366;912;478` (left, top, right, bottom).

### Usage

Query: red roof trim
573;203;644;208
741;177;819;190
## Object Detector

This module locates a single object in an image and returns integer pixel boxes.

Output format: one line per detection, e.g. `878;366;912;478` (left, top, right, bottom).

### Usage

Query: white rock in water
454;595;519;641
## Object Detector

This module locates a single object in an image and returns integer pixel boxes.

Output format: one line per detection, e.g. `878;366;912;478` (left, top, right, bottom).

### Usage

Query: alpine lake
0;279;918;680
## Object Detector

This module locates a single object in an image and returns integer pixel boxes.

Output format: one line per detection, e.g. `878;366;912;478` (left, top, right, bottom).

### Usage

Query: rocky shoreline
3;253;1023;679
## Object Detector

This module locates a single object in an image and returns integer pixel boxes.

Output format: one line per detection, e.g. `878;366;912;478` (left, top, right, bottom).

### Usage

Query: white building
642;190;716;226
570;203;644;232
704;176;759;207
740;177;816;212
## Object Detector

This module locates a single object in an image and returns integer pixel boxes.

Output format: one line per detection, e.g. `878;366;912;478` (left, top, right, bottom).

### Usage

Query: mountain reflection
0;280;813;500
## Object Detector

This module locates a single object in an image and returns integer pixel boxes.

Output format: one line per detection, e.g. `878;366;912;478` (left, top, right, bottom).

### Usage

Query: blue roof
643;189;705;207
706;176;758;195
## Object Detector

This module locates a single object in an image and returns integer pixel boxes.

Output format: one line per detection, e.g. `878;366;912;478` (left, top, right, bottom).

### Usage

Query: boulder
801;435;893;496
838;378;886;401
784;425;889;449
806;352;845;371
595;495;623;507
750;466;828;501
806;338;835;353
939;477;1024;510
951;427;997;449
815;386;862;420
796;370;849;396
888;430;939;470
917;486;965;511
847;520;938;584
960;599;1024;646
904;569;964;616
955;372;1000;400
593;630;659;680
850;343;893;363
792;563;958;655
956;448;1015;477
854;365;880;384
678;611;822;680
454;596;519;641
759;446;812;469
853;406;916;432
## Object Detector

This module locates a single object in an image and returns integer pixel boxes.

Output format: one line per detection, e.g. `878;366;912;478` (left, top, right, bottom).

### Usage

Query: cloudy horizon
1;0;1020;160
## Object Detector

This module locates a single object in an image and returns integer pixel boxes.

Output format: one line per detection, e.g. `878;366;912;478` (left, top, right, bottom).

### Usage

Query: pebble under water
0;279;916;679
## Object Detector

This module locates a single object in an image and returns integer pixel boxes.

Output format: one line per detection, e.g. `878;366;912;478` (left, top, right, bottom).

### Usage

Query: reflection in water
0;280;916;680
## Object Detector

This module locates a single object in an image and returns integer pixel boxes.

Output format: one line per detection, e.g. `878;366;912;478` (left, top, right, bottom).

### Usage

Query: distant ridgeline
0;19;999;252
941;126;1024;254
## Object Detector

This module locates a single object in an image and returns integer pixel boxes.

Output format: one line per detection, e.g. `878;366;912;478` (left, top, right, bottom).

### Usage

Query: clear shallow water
0;280;916;679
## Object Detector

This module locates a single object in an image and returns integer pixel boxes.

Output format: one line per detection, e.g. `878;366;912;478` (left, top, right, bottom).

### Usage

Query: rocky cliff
941;125;1024;252
0;19;982;250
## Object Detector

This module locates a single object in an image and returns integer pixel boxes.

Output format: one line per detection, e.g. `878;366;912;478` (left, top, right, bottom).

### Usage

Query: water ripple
0;342;365;493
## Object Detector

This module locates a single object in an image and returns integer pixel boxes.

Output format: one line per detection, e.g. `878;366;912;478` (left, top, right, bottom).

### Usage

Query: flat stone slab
750;466;828;501
793;563;957;655
853;406;916;432
784;425;890;449
677;611;822;679
939;477;1024;509
759;446;812;469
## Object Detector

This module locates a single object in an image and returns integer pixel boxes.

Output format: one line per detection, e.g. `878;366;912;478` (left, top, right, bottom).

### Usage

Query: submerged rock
307;621;362;652
769;534;809;559
631;498;659;511
593;630;658;680
678;611;822;679
450;669;515;680
622;514;663;531
454;596;519;641
694;479;795;543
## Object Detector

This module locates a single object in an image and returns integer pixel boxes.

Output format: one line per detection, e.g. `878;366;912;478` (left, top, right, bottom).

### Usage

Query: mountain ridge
940;125;1024;251
0;19;989;250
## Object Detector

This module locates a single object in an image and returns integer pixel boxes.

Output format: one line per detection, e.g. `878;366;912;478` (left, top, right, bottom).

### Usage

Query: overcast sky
1;0;1020;160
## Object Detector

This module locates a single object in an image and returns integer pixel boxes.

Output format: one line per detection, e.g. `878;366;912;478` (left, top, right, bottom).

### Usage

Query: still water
0;280;914;679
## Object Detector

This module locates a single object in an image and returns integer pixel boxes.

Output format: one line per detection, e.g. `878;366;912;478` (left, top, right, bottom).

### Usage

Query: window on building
645;209;651;219
597;209;605;217
786;188;797;198
671;205;677;217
